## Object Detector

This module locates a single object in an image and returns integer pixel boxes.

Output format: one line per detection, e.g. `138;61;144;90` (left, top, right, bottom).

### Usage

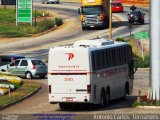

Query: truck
78;0;110;30
48;38;134;109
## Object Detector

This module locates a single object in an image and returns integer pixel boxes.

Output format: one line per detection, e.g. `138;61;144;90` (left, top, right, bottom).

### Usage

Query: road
0;1;149;60
1;71;160;114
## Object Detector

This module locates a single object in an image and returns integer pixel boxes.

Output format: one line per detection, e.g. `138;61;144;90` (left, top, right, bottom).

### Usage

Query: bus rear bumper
49;94;91;103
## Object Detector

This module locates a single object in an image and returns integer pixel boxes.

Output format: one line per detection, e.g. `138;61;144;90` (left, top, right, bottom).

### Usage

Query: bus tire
120;89;127;101
59;103;70;109
100;90;106;107
106;90;110;106
120;83;128;101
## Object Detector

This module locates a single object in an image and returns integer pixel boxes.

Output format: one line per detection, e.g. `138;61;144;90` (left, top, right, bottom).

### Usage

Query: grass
0;79;22;88
0;9;15;23
132;96;160;107
128;39;150;68
0;8;62;37
0;9;49;23
0;80;39;107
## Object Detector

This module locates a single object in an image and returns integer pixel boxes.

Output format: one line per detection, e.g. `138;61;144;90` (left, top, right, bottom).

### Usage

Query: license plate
90;25;94;28
66;97;73;102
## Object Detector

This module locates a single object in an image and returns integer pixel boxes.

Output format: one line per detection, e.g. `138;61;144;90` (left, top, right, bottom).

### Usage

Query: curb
137;68;149;71
123;3;149;7
32;26;58;37
0;85;41;110
137;106;160;109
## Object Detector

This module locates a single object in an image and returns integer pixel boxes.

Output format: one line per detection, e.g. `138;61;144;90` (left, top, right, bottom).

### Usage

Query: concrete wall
121;0;149;4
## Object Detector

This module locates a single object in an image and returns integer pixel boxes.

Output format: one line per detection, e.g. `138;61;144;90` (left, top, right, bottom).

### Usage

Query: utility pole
129;23;132;40
109;0;112;40
149;0;160;100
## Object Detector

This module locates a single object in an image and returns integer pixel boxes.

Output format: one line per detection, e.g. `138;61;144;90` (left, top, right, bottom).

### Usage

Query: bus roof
73;38;128;48
50;38;129;51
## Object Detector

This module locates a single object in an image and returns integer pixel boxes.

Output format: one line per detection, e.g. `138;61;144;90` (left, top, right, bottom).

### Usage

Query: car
112;1;123;13
0;58;47;79
128;10;145;24
0;54;25;66
41;0;59;4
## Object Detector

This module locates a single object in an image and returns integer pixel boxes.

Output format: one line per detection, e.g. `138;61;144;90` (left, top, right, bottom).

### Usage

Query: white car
0;58;47;79
41;0;59;4
0;64;8;72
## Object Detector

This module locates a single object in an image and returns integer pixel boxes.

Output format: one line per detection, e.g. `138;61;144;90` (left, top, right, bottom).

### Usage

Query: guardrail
121;0;149;4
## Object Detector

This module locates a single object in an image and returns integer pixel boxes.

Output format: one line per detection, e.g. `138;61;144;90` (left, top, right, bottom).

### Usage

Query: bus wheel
100;91;106;107
59;103;70;109
106;90;110;106
120;88;127;101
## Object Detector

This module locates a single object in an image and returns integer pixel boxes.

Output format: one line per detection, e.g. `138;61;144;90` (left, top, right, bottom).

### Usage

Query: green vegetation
115;38;150;68
0;81;39;107
133;100;160;107
55;18;63;26
115;37;125;42
0;79;22;88
0;9;63;37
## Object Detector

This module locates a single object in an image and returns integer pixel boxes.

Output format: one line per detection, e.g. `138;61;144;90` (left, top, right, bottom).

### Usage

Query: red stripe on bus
48;72;95;74
50;70;87;71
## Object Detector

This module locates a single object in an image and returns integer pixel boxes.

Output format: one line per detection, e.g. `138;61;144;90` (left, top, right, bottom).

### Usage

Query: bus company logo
65;53;74;61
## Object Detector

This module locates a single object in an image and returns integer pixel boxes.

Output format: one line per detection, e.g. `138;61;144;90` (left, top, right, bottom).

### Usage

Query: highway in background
0;1;149;60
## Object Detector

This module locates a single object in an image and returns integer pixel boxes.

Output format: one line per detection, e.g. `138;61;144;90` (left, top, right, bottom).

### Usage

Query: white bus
48;38;135;109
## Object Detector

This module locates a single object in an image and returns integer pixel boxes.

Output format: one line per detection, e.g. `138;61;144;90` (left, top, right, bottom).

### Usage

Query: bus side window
101;50;105;69
107;50;111;67
105;50;109;68
98;51;102;69
92;52;96;71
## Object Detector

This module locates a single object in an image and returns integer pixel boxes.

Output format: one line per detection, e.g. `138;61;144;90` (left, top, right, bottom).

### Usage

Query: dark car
128;10;145;24
0;54;25;66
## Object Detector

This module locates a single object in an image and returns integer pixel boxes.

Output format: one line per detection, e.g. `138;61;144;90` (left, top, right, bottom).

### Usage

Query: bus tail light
49;85;51;93
87;85;91;94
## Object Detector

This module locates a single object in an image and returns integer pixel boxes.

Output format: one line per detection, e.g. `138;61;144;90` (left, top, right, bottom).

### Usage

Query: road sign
16;0;32;25
134;32;149;39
